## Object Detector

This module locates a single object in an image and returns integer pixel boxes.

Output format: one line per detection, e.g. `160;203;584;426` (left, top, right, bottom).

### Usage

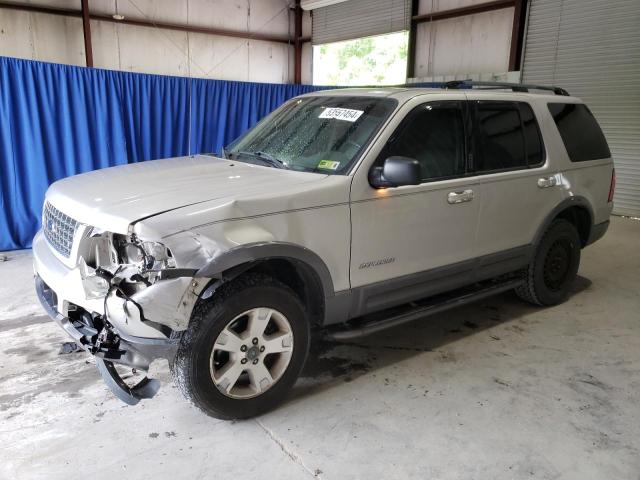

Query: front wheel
171;273;310;419
516;219;581;306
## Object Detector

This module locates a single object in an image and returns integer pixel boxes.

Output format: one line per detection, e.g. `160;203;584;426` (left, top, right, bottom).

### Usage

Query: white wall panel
0;0;301;84
0;9;39;61
302;9;312;38
116;23;190;76
90;0;189;25
248;0;291;37
0;9;85;66
188;33;249;81
301;42;313;84
248;40;291;84
89;19;120;71
414;8;513;77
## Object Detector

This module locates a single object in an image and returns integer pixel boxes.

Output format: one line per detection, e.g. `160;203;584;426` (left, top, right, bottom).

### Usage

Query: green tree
314;32;409;86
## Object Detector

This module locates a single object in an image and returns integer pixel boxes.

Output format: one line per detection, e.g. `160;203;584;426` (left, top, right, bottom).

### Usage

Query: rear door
468;96;565;273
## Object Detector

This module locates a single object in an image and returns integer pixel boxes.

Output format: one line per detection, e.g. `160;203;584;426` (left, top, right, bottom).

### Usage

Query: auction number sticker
319;107;364;122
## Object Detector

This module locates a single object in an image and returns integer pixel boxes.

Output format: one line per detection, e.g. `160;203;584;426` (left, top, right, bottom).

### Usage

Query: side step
326;278;524;341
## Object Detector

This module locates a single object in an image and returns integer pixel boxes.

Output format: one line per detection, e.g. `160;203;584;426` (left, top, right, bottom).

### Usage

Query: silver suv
33;82;615;418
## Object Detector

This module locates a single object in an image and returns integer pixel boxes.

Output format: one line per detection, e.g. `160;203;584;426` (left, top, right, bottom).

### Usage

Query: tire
516;219;581;306
170;273;310;419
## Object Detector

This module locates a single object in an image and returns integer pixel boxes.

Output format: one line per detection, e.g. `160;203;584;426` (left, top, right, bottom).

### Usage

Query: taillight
608;168;616;203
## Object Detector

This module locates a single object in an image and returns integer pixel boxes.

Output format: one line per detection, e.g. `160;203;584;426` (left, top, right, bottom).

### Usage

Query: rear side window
474;101;544;173
548;103;611;161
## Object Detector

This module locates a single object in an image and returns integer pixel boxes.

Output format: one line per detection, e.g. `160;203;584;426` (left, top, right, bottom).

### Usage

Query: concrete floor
1;216;639;480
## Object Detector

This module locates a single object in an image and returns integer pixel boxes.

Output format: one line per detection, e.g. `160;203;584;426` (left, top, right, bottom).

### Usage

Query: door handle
447;189;474;204
537;176;557;188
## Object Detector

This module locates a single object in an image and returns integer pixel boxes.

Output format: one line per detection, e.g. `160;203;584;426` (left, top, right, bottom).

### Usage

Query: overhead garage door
312;0;410;45
521;0;640;216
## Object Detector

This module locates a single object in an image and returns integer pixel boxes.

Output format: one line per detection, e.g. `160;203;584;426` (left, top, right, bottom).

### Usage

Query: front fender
196;241;335;295
140;232;341;330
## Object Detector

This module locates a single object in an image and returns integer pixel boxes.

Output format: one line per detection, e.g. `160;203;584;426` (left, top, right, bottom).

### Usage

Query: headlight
122;243;145;265
79;234;177;300
119;240;176;271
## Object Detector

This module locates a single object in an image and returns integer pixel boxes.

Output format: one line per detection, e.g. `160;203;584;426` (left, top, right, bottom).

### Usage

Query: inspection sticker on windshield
317;160;341;170
319;107;364;122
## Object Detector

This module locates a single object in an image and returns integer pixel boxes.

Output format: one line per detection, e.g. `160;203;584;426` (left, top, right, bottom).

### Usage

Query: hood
46;155;327;234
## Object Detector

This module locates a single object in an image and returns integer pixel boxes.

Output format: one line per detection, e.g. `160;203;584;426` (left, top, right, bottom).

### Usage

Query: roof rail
443;80;570;96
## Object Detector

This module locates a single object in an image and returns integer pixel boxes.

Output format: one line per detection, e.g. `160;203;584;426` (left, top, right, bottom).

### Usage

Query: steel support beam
293;0;303;84
90;13;293;44
508;0;527;71
412;0;515;24
406;0;420;79
0;1;295;45
80;0;93;67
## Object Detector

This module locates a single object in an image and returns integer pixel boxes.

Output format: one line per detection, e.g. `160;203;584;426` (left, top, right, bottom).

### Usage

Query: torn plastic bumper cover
35;274;177;405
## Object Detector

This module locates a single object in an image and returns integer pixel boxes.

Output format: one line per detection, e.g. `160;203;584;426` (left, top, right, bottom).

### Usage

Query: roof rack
442;80;570;96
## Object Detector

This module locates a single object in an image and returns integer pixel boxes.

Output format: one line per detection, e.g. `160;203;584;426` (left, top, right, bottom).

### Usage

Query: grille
43;202;79;258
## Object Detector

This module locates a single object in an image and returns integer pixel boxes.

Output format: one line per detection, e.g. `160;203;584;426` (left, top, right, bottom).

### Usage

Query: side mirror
369;156;421;188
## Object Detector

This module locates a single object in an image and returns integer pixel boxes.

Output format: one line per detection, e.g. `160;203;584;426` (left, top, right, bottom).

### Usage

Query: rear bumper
586;220;610;246
35;274;177;404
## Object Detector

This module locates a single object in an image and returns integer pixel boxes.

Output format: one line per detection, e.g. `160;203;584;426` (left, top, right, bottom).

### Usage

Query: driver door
349;95;481;314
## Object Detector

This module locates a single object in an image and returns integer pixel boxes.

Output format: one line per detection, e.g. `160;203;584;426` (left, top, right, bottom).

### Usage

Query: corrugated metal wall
312;0;410;45
522;0;640;216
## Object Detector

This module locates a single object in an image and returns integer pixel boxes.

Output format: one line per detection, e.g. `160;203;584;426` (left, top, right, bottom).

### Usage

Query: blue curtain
189;79;320;155
0;57;328;250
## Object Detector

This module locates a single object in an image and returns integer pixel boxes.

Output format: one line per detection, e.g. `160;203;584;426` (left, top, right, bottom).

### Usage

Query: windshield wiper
231;150;286;169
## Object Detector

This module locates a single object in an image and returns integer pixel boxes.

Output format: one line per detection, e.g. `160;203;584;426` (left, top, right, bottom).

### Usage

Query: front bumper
35;274;178;404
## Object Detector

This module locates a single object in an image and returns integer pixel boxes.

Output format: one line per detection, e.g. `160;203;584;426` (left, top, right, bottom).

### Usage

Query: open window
313;32;408;86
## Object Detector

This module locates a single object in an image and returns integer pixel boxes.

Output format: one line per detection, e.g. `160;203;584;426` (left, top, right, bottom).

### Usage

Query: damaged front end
80;230;196;333
34;226;206;405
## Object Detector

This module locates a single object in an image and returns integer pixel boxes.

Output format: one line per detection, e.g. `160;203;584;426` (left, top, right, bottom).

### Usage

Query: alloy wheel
210;308;294;399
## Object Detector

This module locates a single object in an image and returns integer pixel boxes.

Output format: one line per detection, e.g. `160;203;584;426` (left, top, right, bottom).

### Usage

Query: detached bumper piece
94;358;160;405
35;275;177;405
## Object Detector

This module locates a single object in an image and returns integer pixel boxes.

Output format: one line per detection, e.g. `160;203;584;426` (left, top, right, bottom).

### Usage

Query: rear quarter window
548;103;611;162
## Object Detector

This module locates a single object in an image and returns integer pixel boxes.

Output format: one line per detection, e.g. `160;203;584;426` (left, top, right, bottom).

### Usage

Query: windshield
225;96;397;174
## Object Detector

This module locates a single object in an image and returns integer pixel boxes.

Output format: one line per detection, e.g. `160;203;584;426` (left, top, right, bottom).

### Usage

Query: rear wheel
171;273;310;419
516;219;581;306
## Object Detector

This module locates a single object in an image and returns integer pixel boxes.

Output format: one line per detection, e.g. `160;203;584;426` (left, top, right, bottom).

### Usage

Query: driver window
384;102;466;182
